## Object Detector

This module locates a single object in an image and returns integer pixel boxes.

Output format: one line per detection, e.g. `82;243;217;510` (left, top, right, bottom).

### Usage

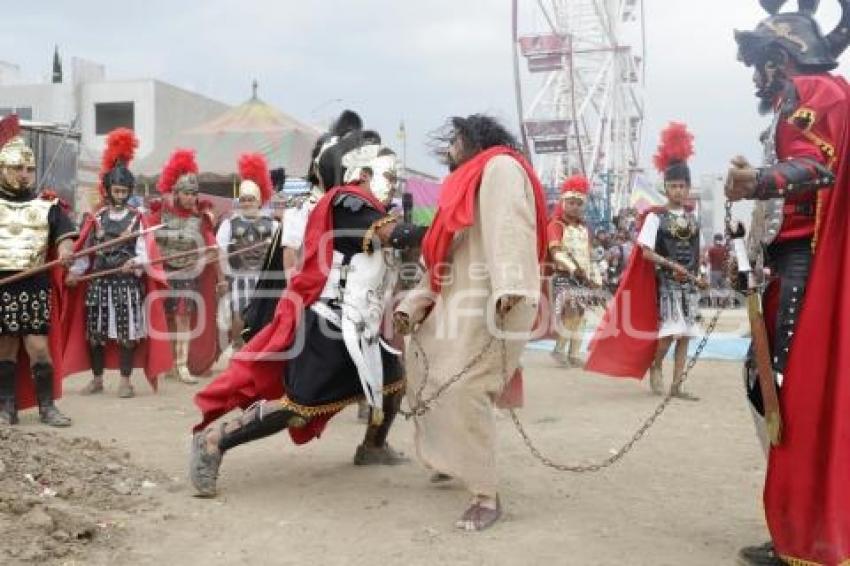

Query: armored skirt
0;273;51;336
85;274;146;344
280;308;403;417
638;208;703;339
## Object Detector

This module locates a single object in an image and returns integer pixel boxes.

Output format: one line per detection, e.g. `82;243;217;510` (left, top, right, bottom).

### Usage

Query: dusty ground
6;330;766;566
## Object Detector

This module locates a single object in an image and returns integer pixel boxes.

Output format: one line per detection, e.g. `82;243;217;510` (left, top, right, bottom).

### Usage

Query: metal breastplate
561;224;591;273
312;248;399;410
228;216;274;271
0;197;53;271
92;210;139;271
750;110;786;254
155;212;203;270
656;211;699;273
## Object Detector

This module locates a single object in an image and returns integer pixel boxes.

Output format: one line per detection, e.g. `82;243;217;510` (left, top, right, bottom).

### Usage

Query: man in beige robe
395;115;543;531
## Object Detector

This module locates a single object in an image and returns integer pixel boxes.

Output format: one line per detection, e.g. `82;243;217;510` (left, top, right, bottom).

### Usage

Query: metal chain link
507;202;735;472
401;205;733;471
508;308;722;473
398;334;497;419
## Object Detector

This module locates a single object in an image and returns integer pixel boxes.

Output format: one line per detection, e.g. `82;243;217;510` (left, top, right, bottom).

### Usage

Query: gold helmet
0;137;35;168
0;137;35;191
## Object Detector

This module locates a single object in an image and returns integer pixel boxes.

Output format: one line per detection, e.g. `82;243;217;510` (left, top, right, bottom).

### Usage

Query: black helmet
735;1;850;71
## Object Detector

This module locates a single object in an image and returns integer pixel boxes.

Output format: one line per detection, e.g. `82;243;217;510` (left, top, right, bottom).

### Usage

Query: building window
95;102;134;135
0;106;33;120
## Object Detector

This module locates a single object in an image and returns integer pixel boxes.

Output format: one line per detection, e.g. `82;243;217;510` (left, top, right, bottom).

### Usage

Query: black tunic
281;194;403;414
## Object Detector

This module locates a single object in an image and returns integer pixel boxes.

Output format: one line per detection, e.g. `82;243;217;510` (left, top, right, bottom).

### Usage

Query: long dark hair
431;114;520;166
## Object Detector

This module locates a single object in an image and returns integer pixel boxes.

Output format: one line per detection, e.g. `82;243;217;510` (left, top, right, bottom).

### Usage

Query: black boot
0;360;18;425
354;389;408;465
32;362;71;427
738;541;785;565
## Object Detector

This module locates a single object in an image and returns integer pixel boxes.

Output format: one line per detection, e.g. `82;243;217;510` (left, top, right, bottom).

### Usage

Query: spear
73;245;218;284
75;240;270;283
0;223;164;287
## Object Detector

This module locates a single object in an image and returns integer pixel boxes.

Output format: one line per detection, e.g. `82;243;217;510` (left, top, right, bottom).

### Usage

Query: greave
218;403;302;452
0;360;18;425
89;343;105;377
32;362;71;427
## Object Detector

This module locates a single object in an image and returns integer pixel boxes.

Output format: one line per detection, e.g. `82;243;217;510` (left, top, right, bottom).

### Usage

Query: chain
398;334;497;419
402;201;732;471
508;202;735;472
508;307;722;473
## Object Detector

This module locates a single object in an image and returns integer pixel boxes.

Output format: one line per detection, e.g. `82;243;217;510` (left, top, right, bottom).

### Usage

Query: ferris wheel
512;0;646;224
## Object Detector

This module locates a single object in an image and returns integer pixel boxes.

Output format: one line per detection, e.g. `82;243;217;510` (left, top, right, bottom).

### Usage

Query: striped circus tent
135;92;320;199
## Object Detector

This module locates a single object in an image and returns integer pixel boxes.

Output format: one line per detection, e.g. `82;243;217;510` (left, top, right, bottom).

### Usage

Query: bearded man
394;114;548;531
0;130;77;426
726;2;850;564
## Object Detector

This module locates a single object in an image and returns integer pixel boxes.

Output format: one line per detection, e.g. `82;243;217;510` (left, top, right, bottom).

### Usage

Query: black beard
755;68;787;116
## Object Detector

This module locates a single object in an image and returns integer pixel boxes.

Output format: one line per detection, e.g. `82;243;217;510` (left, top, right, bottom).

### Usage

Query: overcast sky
4;1;850;181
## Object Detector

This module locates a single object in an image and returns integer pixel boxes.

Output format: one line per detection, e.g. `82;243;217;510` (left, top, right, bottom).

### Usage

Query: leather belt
782;202;815;217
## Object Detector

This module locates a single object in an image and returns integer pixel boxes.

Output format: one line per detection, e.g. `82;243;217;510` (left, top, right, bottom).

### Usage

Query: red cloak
421;146;549;292
193;186;386;444
763;74;850;566
583;208;665;379
146;200;220;375
59;209;173;389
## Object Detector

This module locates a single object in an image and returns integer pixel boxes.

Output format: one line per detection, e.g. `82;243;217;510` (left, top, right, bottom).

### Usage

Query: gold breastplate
0;198;53;271
561;224;591;271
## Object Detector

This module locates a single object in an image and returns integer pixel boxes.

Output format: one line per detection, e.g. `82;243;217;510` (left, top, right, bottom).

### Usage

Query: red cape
583;208;664;379
146;201;220;375
764;74;850;566
193;186;386;444
59;210;173;389
421;147;549;292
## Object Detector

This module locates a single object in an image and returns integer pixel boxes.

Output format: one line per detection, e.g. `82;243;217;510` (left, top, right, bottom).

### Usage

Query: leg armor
33;362;71;427
89;343;105;377
119;343;135;378
0;360;18;425
217;401;303;452
746;239;812;415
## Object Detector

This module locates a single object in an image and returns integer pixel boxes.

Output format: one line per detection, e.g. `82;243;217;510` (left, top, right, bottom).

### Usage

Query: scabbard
746;292;783;446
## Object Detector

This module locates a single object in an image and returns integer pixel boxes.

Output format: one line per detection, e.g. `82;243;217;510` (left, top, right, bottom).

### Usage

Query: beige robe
396;155;541;498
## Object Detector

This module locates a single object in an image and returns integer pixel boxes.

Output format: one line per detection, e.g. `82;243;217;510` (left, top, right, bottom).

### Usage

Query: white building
0;55;230;211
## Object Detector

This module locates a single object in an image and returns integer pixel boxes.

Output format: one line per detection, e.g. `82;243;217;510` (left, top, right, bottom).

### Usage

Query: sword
731;227;783;446
0;223;165;287
636;242;709;289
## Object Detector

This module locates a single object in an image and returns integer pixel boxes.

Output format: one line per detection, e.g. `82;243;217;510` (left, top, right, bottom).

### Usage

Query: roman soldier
585;122;704;401
0;126;77;427
189;112;426;496
216;153;277;348
547;175;602;367
148;149;222;384
726;2;850;564
62;128;172;398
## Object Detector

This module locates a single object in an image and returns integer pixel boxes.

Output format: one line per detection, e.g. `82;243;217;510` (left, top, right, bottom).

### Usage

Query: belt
782;202;815;217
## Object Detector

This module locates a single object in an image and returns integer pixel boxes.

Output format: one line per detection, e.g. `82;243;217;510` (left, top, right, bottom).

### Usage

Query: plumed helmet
158;149;199;194
653;122;695;185
559;175;590;201
99;128;138;205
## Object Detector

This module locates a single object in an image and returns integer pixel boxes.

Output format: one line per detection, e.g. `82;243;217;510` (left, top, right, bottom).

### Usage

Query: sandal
455;496;502;532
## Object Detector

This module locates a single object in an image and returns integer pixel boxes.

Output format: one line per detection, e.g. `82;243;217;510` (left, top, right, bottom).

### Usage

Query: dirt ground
5;339;767;566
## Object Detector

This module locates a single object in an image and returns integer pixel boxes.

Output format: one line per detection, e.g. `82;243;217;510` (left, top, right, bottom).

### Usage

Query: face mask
369;154;399;204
